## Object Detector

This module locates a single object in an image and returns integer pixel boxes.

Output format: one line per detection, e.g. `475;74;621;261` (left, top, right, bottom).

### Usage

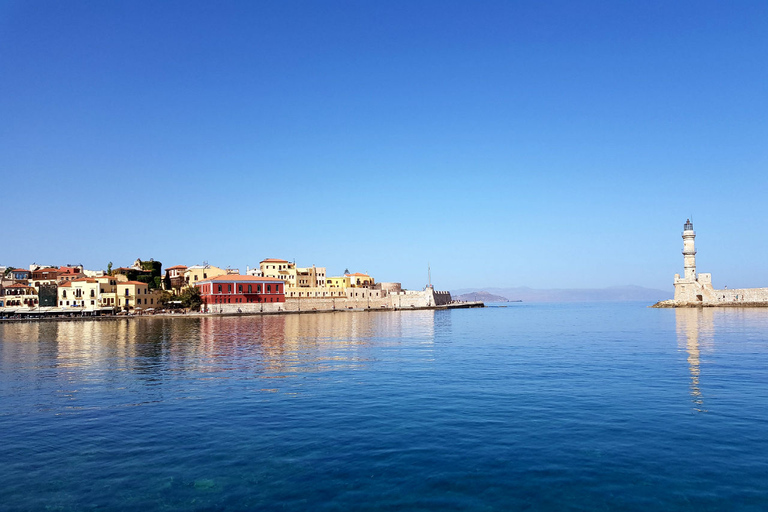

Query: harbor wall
203;288;453;314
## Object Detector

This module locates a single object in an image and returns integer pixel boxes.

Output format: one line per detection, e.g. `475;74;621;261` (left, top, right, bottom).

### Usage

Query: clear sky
1;1;766;291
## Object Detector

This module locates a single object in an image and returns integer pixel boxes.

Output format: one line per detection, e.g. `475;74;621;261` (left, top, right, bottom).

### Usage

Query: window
90;290;95;297
257;285;261;292
228;285;232;293
267;285;271;293
203;273;207;279
62;290;67;298
248;285;252;293
238;285;243;293
218;285;222;293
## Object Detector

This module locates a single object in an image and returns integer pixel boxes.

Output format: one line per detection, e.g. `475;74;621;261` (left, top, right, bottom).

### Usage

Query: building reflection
0;311;440;399
675;308;714;412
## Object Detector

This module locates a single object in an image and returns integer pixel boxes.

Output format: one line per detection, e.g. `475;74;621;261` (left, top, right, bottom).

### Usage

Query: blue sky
1;1;766;291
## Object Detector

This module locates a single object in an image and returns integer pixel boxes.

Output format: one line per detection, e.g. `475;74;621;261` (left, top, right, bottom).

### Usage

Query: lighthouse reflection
675;308;714;412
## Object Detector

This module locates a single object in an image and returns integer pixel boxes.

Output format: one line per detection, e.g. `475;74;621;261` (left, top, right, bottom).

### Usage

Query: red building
196;275;285;309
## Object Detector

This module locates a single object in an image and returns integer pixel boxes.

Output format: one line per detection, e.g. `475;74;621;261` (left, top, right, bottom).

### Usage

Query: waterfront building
30;267;60;291
57;265;86;282
327;276;351;289
9;268;31;282
116;281;163;310
2;284;39;309
196;275;285;312
259;259;326;289
184;264;228;288
346;272;374;288
260;259;296;285
94;275;119;308
164;265;187;292
58;278;100;310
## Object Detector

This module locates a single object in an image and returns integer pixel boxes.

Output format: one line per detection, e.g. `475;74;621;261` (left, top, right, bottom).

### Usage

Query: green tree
180;286;202;311
3;266;14;277
157;290;174;308
107;262;113;275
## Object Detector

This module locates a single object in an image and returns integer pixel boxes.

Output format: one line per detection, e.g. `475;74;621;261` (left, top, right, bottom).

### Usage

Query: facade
9;269;31;282
184;265;228;289
58;266;86;282
327;276;351;289
164;265;187;292
285;287;346;298
58;279;100;310
95;275;119;309
661;219;768;306
31;267;59;282
2;284;39;309
196;275;285;312
259;259;326;289
346;272;374;288
260;259;296;285
116;281;162;310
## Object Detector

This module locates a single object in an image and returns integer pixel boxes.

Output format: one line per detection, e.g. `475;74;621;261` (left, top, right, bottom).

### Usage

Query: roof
113;267;132;272
59;282;72;288
119;281;148;286
94;275;115;280
260;258;289;263
166;265;188;270
197;275;284;284
6;283;34;289
71;278;97;283
34;268;58;273
346;273;371;277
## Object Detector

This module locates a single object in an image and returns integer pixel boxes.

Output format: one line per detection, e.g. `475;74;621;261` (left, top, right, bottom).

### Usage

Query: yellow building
346;273;374;288
116;281;163;310
95;275;119;309
184;265;227;288
1;284;39;310
259;259;326;289
327;276;351;289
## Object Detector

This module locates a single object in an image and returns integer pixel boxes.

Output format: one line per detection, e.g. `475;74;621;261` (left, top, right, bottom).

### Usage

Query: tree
180;286;202;311
157;290;174;308
107;262;113;275
3;266;14;277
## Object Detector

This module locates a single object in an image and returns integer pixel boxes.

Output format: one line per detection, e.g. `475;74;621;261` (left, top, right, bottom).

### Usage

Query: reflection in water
0;311;440;404
675;308;714;412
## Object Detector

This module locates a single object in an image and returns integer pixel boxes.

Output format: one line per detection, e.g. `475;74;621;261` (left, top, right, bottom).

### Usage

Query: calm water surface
1;303;767;510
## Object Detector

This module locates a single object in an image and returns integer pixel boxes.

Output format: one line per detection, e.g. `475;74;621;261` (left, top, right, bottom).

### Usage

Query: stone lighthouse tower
673;219;713;303
682;219;696;280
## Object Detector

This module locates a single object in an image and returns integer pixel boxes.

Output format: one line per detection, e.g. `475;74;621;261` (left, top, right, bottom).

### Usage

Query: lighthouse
682;219;696;280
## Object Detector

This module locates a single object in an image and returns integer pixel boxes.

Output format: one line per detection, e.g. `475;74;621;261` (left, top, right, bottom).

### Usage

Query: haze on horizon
1;1;766;292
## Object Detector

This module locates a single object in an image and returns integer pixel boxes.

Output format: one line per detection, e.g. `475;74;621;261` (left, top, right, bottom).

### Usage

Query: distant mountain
454;291;511;303
451;285;670;303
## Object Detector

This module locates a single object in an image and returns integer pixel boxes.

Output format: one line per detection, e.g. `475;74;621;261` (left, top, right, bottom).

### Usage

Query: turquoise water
1;303;767;510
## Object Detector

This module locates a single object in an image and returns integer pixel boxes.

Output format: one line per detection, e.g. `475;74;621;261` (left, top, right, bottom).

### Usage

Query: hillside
452;285;670;303
454;291;510;303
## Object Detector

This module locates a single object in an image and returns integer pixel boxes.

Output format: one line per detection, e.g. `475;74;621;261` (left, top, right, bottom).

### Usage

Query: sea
1;303;767;511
